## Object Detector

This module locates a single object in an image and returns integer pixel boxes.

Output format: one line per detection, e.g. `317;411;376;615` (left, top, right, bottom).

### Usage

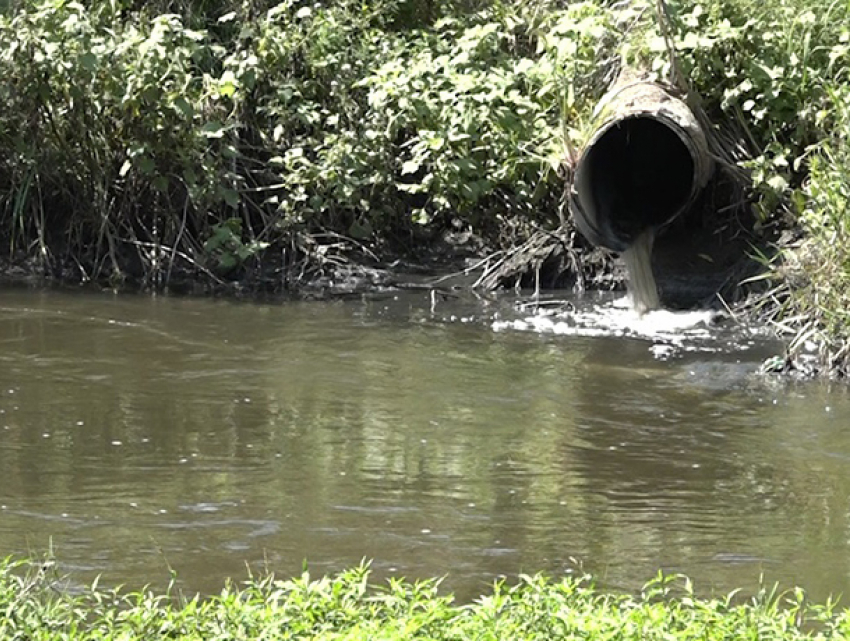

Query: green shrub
778;84;850;354
3;559;850;640
0;0;234;278
0;0;615;280
661;0;849;214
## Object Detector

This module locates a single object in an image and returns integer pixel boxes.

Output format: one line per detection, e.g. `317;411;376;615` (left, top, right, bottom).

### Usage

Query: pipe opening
574;116;697;252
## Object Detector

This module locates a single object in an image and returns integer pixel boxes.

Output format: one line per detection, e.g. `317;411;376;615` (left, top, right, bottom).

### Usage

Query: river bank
0;0;847;374
2;558;848;640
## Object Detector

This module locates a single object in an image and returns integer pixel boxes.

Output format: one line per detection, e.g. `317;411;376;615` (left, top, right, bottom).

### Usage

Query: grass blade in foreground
2;559;850;640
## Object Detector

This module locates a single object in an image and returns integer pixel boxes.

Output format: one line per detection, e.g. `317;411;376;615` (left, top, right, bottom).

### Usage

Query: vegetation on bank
3;559;850;640
0;0;593;288
0;0;848;370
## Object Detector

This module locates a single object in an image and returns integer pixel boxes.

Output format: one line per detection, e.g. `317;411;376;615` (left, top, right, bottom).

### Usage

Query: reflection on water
1;286;849;602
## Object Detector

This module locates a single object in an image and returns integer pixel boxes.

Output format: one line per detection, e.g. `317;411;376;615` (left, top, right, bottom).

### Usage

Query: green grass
2;558;850;640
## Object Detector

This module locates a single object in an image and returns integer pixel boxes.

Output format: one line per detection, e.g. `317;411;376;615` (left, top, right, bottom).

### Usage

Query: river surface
1;285;849;603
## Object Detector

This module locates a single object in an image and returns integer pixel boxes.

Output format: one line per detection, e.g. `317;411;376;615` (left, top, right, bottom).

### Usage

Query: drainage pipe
568;78;713;253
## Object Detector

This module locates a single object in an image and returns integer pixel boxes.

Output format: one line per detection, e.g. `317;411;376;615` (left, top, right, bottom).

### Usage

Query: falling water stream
621;229;661;315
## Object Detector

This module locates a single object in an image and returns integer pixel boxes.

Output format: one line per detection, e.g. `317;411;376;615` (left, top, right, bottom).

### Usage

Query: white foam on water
492;295;726;357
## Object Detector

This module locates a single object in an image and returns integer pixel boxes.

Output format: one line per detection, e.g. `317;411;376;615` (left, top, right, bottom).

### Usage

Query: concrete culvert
568;78;713;312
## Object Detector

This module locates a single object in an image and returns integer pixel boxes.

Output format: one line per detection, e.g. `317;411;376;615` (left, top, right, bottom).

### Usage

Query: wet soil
0;171;774;318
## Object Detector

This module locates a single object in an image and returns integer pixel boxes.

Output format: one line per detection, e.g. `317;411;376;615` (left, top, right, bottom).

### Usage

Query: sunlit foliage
2;558;850;639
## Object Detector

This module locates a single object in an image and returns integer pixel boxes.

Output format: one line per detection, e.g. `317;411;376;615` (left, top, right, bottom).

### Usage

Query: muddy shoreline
0;215;818;378
0;202;766;310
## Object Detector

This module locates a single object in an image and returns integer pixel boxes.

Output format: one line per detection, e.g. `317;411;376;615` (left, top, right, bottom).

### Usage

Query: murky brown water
2;285;850;602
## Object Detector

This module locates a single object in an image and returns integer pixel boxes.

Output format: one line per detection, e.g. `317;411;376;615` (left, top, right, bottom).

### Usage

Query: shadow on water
1;286;850;603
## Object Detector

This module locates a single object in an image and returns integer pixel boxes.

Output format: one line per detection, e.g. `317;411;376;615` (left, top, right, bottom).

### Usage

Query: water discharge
621;228;660;315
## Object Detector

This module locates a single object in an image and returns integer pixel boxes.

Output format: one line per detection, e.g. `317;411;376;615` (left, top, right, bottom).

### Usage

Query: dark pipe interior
575;116;695;252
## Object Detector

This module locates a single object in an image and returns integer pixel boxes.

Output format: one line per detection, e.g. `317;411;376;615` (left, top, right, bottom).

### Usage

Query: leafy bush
1;0;617;281
662;0;849;211
778;84;850;359
225;0;614;241
0;0;235;279
361;1;613;230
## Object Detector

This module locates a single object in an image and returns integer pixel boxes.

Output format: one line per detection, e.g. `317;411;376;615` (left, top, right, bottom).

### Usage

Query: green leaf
348;218;373;240
223;189;239;207
173;96;194;119
138;157;156;175
201;121;227;139
79;52;97;71
766;175;788;192
218;70;238;98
